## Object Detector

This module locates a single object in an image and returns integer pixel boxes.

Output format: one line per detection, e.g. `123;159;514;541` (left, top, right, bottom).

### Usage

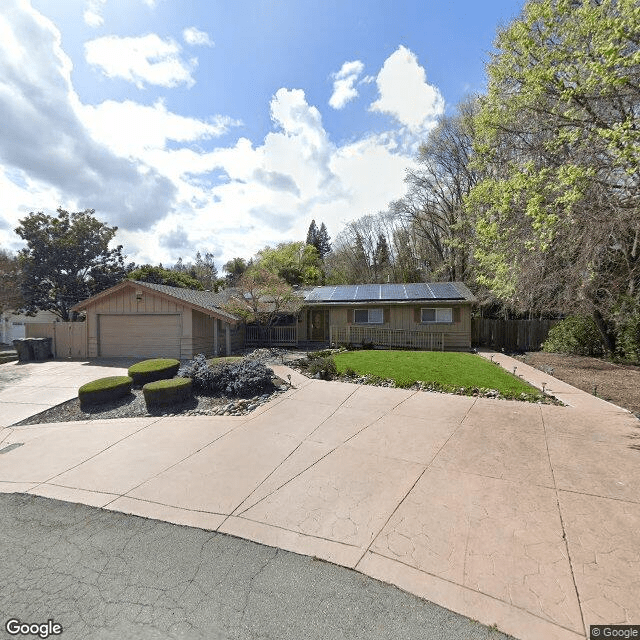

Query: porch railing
245;325;298;347
330;326;445;351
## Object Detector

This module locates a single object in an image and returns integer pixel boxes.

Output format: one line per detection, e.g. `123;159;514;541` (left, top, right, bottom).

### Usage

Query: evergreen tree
317;222;332;259
306;220;319;248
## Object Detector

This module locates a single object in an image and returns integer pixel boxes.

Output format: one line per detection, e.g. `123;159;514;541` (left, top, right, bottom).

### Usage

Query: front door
310;309;329;341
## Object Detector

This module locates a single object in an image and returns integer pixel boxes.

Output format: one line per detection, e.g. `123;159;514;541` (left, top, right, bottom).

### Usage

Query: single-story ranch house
68;280;476;359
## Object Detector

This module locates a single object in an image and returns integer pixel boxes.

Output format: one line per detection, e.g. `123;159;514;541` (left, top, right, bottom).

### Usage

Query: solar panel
430;282;464;299
304;282;467;302
403;283;432;299
354;285;380;300
380;284;406;300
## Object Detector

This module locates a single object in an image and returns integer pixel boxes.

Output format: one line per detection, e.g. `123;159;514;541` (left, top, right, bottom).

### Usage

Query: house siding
312;302;472;351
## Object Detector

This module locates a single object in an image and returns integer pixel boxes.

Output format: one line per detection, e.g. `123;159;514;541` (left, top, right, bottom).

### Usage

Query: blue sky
0;0;523;270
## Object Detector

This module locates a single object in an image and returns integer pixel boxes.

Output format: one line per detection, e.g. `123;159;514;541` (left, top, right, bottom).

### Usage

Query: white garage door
99;314;181;358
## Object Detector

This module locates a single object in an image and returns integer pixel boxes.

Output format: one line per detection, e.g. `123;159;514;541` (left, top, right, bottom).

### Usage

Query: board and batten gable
76;281;239;359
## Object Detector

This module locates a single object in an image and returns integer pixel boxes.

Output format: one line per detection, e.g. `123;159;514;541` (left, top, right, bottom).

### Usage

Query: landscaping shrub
143;377;192;409
307;349;333;360
307;355;337;380
542;316;604;356
79;376;133;409
177;355;274;396
177;354;217;391
128;358;181;387
214;360;274;396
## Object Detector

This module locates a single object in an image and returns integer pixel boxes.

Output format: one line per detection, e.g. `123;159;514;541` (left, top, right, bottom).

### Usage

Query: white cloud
0;3;433;269
85;34;197;88
329;60;364;109
183;27;214;47
80;99;239;158
370;45;444;131
0;0;175;232
83;0;157;28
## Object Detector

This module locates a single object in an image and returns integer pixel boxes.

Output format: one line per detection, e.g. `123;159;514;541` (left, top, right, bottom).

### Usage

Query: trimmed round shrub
543;316;604;356
128;358;181;387
143;377;193;409
79;376;133;409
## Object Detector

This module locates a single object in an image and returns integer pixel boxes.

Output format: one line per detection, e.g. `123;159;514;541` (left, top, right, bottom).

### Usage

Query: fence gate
26;322;87;358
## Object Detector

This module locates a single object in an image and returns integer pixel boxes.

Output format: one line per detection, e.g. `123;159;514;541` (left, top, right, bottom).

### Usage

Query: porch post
225;324;231;355
213;318;219;355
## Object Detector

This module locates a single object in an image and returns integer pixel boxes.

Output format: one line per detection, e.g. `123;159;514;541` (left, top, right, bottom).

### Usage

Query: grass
333;350;539;396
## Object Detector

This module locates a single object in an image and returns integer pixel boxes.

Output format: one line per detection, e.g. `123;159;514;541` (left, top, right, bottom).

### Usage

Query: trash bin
12;339;33;362
31;338;51;361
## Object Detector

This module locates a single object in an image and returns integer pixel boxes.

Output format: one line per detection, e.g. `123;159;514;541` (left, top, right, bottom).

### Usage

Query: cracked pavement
1;353;639;639
0;493;512;640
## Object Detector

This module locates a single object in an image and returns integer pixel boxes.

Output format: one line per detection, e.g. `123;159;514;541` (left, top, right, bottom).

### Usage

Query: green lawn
333;350;539;396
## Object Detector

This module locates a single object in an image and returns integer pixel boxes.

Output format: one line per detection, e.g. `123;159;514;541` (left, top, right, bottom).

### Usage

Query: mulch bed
514;352;640;416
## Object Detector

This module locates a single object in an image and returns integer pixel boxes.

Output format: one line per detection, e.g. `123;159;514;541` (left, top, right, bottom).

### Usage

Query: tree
192;251;218;291
253;241;322;285
469;0;640;352
374;233;391;281
223;257;248;286
317;223;332;259
306;219;332;259
223;269;303;327
306;220;319;248
15;208;128;321
127;265;204;290
392;97;479;283
0;249;24;314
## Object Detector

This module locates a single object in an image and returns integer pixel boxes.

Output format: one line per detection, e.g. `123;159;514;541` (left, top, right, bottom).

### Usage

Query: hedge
128;358;181;387
79;376;133;409
143;377;193;409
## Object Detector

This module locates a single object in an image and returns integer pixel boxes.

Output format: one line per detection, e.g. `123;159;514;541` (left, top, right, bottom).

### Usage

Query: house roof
303;282;476;304
72;280;239;323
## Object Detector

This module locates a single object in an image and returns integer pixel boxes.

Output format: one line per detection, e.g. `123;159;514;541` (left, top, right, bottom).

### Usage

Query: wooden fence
245;325;298;347
471;318;559;351
26;322;87;358
330;326;445;351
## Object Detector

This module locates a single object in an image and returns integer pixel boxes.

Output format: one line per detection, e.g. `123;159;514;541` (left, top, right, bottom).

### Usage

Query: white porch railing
245;325;298;346
330;326;445;351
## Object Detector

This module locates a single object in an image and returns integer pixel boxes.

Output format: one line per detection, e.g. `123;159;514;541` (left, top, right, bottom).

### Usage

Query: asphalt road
0;493;513;640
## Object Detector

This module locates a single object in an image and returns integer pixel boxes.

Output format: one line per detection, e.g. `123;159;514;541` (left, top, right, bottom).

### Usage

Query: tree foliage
15;209;128;321
173;251;219;291
306;220;332;259
127;265;204;290
469;0;640;352
253;241;321;285
223;269;303;326
223;257;248;286
0;249;24;314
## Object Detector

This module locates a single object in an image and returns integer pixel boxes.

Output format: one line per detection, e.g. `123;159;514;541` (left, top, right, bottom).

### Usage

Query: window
421;307;453;323
354;308;383;324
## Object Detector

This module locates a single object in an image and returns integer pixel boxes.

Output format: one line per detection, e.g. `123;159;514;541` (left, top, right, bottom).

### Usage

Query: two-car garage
98;314;182;359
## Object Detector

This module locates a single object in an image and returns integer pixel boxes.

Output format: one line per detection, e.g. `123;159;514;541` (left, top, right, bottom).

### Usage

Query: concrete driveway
0;358;133;428
0;353;638;640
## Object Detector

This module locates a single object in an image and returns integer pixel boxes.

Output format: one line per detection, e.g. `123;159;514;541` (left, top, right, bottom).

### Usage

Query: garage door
99;314;181;358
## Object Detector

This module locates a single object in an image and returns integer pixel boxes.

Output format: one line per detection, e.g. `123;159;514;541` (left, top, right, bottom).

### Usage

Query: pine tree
317;222;331;259
306;220;319;248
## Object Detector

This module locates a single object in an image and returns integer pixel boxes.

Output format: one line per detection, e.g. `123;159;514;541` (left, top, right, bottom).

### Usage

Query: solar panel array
304;283;465;302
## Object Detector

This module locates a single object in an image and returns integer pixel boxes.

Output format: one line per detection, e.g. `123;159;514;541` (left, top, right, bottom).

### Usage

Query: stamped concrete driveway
0;358;133;429
0;353;638;640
